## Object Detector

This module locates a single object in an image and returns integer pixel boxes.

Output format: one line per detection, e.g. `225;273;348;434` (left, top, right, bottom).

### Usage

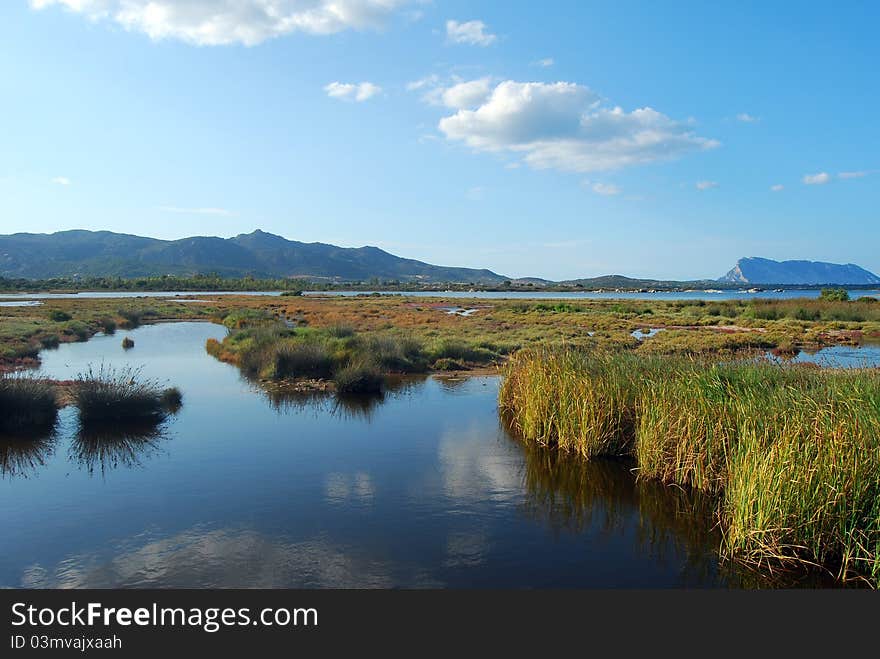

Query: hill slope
720;257;880;285
0;230;507;283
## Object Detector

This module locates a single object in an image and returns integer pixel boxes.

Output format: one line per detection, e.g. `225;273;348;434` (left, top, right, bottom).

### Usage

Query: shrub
820;288;850;302
116;309;143;328
99;318;117;334
222;309;275;329
429;339;495;364
39;334;60;349
0;375;58;433
334;361;384;394
326;324;355;338
72;365;181;424
271;342;334;379
63;322;89;342
48;310;71;322
433;358;467;371
358;335;427;373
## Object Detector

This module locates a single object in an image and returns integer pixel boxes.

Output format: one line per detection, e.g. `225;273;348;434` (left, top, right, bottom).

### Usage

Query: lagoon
0;321;815;588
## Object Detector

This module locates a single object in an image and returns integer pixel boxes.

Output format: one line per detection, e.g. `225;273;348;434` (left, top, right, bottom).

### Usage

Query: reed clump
500;346;880;585
0;375;58;434
72;365;182;425
206;321;493;394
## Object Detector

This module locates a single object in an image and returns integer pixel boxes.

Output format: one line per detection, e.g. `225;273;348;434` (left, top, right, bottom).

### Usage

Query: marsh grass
73;365;182;425
0;375;58;433
334;360;385;394
208;322;458;391
500;346;880;585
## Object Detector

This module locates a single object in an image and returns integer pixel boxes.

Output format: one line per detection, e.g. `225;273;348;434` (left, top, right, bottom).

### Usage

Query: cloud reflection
20;527;399;589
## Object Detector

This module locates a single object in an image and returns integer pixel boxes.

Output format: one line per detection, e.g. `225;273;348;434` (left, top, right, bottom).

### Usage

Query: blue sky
1;1;877;280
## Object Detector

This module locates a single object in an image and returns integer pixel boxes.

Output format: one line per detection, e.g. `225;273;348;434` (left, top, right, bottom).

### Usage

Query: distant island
1;230;878;291
720;257;880;286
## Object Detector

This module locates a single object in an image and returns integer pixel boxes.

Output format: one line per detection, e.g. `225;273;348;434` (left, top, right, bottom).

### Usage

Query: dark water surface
1;322;812;588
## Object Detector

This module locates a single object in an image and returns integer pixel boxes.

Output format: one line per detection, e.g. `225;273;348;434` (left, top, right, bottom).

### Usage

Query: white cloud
51;176;71;186
437;77;492;110
838;170;867;179
159;206;233;216
770;184;784;191
590;182;621;196
736;113;759;123
534;57;554;67
446;19;496;46
29;0;410;46
406;74;439;91
696;180;719;190
803;172;830;185
438;80;718;173
413;75;493;109
324;81;382;102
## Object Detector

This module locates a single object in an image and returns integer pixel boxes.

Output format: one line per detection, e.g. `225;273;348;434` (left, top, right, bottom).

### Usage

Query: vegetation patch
206;313;500;392
72;366;182;425
500;347;880;586
0;375;58;434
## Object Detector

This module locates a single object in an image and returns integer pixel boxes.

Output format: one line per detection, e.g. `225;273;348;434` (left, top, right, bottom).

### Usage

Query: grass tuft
72;365;182;425
0;375;58;434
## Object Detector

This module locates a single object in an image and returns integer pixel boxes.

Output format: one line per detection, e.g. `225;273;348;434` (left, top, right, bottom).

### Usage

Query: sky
1;1;878;281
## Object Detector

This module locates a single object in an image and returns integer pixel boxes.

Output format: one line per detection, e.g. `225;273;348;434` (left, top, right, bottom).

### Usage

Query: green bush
39;334;60;349
433;358;466;371
0;375;58;433
271;342;334;379
334;361;384;394
429;339;495;364
48;310;71;322
72;366;181;424
64;322;89;342
820;288;850;302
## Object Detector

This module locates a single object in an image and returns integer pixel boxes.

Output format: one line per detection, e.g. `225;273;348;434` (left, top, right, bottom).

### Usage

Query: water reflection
20;526;399;589
325;472;375;506
514;437;839;587
765;344;880;369
516;438;721;581
0;431;57;479
257;374;428;421
70;422;171;475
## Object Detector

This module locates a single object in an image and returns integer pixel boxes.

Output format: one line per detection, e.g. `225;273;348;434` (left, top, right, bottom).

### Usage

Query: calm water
2;289;879;302
766;343;880;368
0;291;283;300
305;289;880;301
0;323;824;588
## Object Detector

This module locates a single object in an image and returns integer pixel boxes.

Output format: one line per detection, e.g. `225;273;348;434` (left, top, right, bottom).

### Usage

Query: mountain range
1;230;878;286
0;230;505;284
